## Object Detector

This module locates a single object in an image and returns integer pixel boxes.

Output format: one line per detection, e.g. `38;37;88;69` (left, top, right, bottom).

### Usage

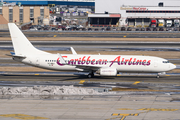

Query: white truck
166;20;172;27
158;19;165;27
174;19;180;27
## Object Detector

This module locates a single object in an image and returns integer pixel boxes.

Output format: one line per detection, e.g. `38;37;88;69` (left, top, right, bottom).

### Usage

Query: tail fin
8;23;48;55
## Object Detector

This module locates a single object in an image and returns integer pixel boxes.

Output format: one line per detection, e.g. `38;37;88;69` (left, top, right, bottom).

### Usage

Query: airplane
7;23;176;78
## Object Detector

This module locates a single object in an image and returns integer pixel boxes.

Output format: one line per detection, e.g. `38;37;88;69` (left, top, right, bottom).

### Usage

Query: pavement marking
165;75;171;76
79;80;85;84
133;81;141;85
106;116;122;120
111;113;139;120
112;113;119;116
117;108;132;110
34;74;39;75
108;108;179;120
53;35;57;37
0;114;48;120
138;108;179;111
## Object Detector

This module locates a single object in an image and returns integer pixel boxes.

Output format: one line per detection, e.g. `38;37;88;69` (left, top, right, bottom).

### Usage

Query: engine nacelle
98;68;117;76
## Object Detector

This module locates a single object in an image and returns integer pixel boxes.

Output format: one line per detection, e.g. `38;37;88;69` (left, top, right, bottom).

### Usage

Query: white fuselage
13;54;175;73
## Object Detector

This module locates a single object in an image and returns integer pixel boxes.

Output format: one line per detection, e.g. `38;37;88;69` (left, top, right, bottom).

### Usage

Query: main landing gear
87;71;94;78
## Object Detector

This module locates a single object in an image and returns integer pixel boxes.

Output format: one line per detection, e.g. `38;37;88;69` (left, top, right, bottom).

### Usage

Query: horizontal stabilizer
6;52;26;58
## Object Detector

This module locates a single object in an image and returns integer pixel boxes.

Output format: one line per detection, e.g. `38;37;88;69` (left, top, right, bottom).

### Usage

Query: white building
88;0;180;27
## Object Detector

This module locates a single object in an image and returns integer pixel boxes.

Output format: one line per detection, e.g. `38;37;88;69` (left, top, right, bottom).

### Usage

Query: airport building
88;0;180;27
0;6;49;24
2;0;95;6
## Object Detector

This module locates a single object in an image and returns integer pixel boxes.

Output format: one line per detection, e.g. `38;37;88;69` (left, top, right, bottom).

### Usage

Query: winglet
70;47;77;55
58;53;66;64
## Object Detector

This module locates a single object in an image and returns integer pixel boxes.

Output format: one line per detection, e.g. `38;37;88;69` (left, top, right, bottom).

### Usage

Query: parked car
174;27;179;31
127;27;132;31
159;27;164;31
106;27;111;31
88;28;92;31
121;27;126;31
101;28;105;31
29;28;37;31
72;27;78;30
58;25;66;30
141;28;145;31
166;28;173;31
94;28;99;31
82;28;86;31
112;27;117;31
153;28;157;31
51;27;57;31
146;27;151;31
135;28;140;31
66;26;71;30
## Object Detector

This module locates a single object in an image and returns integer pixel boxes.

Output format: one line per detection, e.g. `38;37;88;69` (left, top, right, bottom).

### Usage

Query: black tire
87;74;92;78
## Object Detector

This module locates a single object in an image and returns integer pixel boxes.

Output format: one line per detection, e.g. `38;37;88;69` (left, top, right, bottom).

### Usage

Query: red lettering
136;60;142;65
91;59;95;65
81;56;86;64
124;59;129;65
109;56;120;67
128;58;132;65
142;60;146;65
86;56;91;64
147;60;151;66
102;59;107;65
78;58;81;64
132;58;136;65
121;58;124;65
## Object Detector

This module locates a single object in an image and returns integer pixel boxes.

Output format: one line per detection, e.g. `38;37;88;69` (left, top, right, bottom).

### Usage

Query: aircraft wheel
87;74;92;78
87;73;94;78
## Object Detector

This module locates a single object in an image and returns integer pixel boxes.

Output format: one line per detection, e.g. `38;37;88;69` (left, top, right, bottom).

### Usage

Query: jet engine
97;68;117;76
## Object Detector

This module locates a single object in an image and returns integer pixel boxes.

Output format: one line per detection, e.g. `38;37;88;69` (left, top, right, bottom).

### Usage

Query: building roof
0;15;8;24
88;13;121;18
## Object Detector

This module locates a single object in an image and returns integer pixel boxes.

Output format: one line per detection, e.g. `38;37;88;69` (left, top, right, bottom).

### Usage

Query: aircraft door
36;57;40;66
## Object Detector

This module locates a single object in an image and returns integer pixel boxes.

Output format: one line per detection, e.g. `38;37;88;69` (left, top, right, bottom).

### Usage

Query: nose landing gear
156;72;166;78
156;75;160;78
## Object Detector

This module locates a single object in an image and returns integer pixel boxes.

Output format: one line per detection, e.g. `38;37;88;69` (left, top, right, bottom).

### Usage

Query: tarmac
0;94;180;120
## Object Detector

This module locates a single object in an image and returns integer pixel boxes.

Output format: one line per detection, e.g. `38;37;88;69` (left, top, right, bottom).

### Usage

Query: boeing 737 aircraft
8;23;176;78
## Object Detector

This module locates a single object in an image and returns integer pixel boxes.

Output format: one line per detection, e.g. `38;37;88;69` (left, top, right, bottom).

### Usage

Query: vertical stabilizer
8;23;48;55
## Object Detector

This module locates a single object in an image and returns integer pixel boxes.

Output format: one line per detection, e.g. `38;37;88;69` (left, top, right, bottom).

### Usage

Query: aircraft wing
74;64;101;71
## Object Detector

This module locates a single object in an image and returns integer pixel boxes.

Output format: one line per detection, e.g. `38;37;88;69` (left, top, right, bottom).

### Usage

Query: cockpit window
163;61;169;63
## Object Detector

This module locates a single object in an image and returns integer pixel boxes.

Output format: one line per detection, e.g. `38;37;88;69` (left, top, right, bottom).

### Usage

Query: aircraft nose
170;63;176;70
